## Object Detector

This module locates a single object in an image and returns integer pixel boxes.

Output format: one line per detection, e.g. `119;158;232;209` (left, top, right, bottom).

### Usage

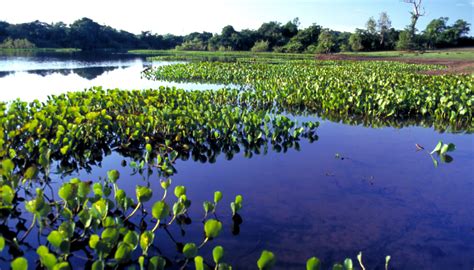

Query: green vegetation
0;38;35;49
145;60;473;131
0;49;469;267
342;48;474;60
0;8;471;52
0;85;325;268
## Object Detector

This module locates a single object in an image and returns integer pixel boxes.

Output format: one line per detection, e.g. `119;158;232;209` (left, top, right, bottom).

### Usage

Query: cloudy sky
0;0;472;35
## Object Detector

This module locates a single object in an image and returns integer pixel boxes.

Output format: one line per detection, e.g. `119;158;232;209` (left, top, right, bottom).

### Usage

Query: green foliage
0;38;36;49
195;256;205;270
0;236;4;252
174;185;186;198
204;219;223;239
152;201;170;220
251;40;270;52
257;250;276;270
230;195;243;216
183;243;198;258
11;257;28;270
149;256;166;270
107;169;120;182
316;30;336;54
214;191;223;203
37;246;58;270
140;231;154;255
0;185;14;209
306;257;321;270
213;245;224;264
136;185;153;203
147;61;472;130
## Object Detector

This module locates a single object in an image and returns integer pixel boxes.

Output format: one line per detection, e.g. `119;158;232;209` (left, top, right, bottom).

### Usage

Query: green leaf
0;185;14;206
0;236;4;252
140;231;154;255
195;256;205;270
91;198;108;220
217;263;232;270
204;219;222;239
77;182;91;199
257;250;276;270
47;230;64;248
107;169;120;183
58;221;75;239
123;230;139;249
115;242;133;263
91;260;105;270
183;243;198;259
101;228;119;244
58;183;74;201
160;179;171;190
440;143;449;155
152;201;170;220
37;246;57;270
203;201;214;213
52;262;71;270
333;264;343;270
172;201;185;216
148;256;166;270
213;245;224;264
78;208;92;229
214;191;223;203
430;141;443;154
306;257;321;270
24;165;38;180
89;234;100;249
146;143;152;153
136;185;153;203
1;159;15;174
174;185;186;198
343;258;353;270
11;257;28;270
93;183;103;197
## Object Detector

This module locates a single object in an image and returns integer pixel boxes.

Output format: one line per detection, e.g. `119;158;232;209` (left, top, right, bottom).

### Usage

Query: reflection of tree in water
0;71;14;78
25;66;119;80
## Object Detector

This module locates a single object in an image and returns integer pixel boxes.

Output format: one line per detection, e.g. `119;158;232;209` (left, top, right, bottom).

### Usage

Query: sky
0;0;472;35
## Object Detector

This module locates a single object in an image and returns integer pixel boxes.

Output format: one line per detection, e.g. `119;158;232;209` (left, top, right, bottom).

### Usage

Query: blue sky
0;0;472;35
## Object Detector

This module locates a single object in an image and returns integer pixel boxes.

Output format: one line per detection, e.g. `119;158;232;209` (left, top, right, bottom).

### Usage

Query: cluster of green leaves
0;84;321;267
1;167;244;269
145;61;472;130
0;87;318;181
429;140;456;167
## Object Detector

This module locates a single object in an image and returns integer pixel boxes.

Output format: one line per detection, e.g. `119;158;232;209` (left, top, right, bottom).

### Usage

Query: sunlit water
0;52;228;102
0;52;472;270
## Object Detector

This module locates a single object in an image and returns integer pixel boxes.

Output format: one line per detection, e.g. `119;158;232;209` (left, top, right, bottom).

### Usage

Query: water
0;51;472;269
0;51;228;102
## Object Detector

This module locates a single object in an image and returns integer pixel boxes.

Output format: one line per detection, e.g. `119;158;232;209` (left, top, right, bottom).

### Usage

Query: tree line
0;15;471;52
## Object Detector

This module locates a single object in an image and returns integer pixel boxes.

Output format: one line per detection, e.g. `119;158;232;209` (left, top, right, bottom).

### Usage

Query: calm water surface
0;51;227;101
0;52;472;270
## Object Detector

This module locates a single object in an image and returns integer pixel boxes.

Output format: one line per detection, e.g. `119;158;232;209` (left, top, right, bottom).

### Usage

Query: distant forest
0;16;472;53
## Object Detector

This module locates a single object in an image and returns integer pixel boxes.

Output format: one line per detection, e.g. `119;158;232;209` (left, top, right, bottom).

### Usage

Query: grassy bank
341;48;474;60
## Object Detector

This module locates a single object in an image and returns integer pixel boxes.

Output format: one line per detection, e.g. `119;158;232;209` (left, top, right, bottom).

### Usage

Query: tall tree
366;17;377;35
377;12;392;47
316;30;336;54
403;0;425;38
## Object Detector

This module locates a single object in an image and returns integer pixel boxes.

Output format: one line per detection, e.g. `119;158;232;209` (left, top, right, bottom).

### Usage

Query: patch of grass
342;48;474;60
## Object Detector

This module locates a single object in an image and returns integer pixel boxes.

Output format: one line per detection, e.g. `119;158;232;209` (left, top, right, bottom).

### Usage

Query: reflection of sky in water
0;57;230;102
42;120;472;270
